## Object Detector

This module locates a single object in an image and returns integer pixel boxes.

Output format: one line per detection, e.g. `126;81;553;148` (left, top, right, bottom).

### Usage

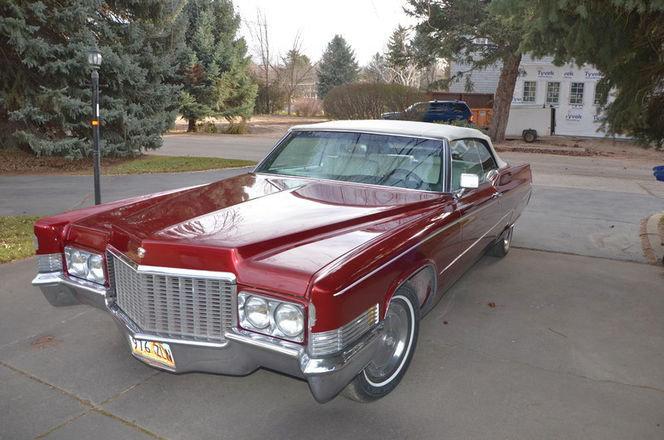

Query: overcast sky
235;0;418;65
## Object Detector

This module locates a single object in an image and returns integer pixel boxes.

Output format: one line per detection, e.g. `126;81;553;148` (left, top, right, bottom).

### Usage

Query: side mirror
486;169;499;182
459;173;480;189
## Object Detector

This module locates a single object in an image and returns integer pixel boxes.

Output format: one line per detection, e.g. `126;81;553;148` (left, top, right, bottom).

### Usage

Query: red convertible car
32;120;531;403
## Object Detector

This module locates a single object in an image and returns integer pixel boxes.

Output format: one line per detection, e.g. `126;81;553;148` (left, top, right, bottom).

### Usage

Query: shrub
197;121;218;133
294;98;323;117
225;119;250;135
323;83;425;119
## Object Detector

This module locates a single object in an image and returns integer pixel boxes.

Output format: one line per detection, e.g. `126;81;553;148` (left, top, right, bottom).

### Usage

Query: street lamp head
87;48;102;69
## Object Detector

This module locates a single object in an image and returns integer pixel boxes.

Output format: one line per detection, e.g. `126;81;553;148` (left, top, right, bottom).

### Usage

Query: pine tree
407;0;529;141
386;26;412;73
180;0;257;132
215;38;258;132
385;26;421;87
363;53;390;83
317;35;359;98
0;0;187;158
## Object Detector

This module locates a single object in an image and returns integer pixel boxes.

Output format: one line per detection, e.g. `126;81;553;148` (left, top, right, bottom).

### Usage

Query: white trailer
505;105;553;142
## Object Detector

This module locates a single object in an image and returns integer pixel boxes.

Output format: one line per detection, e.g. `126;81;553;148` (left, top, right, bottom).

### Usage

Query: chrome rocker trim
32;270;382;403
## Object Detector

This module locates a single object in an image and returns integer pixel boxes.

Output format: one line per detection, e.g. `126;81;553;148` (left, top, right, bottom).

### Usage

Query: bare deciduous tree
247;10;274;113
280;32;316;115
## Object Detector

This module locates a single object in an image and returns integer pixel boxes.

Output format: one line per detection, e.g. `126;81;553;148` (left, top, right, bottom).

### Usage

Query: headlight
88;254;105;283
244;296;270;329
238;292;305;342
274;303;304;337
64;246;106;285
70;249;88;275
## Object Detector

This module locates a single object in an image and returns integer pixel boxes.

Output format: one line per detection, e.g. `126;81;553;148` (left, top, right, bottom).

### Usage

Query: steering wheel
384;168;424;189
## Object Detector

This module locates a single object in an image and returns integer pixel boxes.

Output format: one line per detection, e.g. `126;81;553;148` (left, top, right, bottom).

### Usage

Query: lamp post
87;47;102;205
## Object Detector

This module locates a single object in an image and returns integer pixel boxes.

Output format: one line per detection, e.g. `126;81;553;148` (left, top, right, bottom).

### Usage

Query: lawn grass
107;155;255;175
0;216;40;264
0;148;255;175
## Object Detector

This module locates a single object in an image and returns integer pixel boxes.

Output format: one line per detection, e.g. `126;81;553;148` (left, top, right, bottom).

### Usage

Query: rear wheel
343;285;420;402
489;225;513;258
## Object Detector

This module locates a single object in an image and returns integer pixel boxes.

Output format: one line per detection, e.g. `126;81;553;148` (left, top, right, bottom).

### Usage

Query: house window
570;82;584;105
546;82;560;104
523;81;536;102
593;83;607;105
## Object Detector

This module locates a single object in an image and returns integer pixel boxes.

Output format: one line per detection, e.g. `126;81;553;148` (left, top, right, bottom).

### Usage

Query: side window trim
449;138;482;191
449;137;499;188
473;138;499;181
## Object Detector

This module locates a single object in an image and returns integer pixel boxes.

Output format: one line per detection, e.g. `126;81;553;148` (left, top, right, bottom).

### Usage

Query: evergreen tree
0;0;187;158
386;26;412;73
363;53;390;83
407;0;529;141
180;0;256;132
385;26;421;87
512;0;664;148
215;38;258;132
317;35;359;98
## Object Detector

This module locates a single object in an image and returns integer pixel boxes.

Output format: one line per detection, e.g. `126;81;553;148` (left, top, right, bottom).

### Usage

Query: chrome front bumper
32;271;382;403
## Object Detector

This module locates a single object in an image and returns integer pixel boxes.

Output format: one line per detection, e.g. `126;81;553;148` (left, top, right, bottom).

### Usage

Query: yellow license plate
129;336;175;369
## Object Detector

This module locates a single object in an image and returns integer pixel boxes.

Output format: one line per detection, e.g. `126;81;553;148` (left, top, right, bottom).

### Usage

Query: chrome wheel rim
364;297;413;386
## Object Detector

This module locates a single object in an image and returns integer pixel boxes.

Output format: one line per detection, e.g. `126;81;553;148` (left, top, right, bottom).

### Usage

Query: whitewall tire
342;284;420;402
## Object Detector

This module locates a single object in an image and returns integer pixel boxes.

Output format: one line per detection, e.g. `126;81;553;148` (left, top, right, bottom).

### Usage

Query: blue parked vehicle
381;100;473;124
654;165;664;182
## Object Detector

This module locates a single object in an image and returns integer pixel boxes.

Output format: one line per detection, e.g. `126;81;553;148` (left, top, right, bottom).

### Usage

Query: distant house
448;55;614;138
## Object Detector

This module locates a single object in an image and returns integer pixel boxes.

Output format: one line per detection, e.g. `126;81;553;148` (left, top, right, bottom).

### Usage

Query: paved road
0;168;251;216
1;248;662;439
160;132;283;161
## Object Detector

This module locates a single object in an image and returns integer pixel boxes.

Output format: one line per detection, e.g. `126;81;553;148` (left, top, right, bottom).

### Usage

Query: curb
640;213;664;265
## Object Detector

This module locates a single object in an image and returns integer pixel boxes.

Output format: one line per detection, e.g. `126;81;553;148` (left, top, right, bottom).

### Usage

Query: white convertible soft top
289;119;507;168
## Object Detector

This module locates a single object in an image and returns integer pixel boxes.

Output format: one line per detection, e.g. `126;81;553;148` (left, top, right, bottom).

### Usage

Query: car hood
68;173;443;296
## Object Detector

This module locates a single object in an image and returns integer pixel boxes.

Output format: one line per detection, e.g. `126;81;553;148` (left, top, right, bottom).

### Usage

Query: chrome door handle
491;192;503;199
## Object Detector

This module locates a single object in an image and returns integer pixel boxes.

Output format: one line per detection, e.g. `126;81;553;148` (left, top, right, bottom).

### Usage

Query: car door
493;161;531;228
476;138;512;232
450;139;503;262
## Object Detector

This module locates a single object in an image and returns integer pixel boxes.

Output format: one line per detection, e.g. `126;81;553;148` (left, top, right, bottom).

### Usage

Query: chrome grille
310;304;379;357
108;252;235;342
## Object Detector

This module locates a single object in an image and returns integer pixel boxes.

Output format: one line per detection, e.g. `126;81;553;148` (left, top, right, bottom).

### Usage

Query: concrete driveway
1;248;662;439
1;133;663;439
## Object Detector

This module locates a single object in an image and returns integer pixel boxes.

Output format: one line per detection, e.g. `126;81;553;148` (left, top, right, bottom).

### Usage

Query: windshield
257;131;445;191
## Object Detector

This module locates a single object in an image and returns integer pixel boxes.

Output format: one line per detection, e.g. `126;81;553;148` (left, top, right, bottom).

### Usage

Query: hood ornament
137;247;146;258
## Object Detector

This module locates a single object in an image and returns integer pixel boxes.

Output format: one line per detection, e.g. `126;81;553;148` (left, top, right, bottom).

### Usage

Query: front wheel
343;284;420;402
